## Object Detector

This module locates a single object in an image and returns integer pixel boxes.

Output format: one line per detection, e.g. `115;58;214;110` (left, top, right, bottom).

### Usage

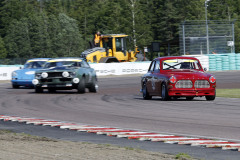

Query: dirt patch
0;130;196;160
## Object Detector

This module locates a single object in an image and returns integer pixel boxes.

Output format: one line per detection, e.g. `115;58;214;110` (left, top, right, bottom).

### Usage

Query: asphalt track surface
1;70;240;159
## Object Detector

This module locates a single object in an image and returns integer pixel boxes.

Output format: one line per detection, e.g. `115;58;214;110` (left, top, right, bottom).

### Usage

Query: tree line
0;0;240;62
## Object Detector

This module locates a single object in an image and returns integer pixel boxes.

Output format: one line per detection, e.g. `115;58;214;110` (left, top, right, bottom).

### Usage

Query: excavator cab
81;34;138;63
100;35;128;60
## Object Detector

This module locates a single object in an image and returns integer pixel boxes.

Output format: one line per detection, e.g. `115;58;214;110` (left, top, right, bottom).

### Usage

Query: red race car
141;56;216;101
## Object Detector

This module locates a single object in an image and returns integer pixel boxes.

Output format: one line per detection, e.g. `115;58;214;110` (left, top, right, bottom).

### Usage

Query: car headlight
41;72;48;78
209;76;216;83
169;76;177;83
62;71;69;78
12;71;17;77
32;79;39;85
73;78;80;84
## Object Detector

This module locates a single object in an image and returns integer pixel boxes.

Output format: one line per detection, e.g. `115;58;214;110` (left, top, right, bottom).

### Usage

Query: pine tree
4;18;32;58
55;13;83;57
27;12;52;58
0;36;7;58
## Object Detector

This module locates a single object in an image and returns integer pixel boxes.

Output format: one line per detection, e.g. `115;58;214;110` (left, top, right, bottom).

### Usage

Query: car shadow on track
27;90;98;95
8;87;34;89
134;97;205;101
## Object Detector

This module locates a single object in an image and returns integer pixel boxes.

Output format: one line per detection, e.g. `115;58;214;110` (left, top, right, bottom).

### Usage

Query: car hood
38;66;76;72
14;68;39;80
166;70;212;80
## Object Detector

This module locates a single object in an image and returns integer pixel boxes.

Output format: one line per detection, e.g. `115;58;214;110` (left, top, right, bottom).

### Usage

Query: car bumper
38;83;77;89
168;88;215;97
11;79;34;87
34;78;79;89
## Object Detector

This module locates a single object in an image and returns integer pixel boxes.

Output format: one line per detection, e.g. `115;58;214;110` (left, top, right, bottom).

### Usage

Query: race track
0;71;240;141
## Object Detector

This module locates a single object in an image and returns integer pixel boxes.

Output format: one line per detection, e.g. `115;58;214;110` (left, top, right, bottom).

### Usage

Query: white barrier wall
0;62;151;80
0;66;21;80
89;62;151;76
0;55;210;80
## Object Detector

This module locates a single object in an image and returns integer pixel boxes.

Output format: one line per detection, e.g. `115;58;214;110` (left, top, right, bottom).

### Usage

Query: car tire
142;82;152;100
35;86;43;93
89;77;97;93
161;83;169;101
12;84;19;89
77;77;85;94
206;95;215;101
48;88;56;93
186;96;194;100
206;90;216;101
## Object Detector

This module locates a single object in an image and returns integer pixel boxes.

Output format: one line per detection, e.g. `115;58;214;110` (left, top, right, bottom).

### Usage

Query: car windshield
162;59;201;70
44;61;81;68
24;61;46;69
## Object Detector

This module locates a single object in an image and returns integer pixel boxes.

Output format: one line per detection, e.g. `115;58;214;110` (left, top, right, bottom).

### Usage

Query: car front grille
59;78;72;82
175;80;193;88
194;80;210;88
48;72;63;78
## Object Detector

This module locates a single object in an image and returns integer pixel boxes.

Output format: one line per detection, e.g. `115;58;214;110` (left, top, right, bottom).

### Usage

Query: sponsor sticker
0;73;7;77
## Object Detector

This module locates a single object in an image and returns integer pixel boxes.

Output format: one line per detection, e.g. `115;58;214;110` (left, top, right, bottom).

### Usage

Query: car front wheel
48;88;56;93
206;95;215;101
12;84;19;89
35;86;43;93
89;77;98;93
161;83;169;101
77;78;85;94
186;96;194;100
206;91;216;101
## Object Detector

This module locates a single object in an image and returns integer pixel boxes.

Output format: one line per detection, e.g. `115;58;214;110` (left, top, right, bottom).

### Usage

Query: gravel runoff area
0;130;196;160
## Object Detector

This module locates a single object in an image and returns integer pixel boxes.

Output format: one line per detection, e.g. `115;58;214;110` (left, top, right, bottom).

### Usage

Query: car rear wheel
161;83;169;101
77;78;85;94
35;86;43;93
142;83;152;100
12;84;19;89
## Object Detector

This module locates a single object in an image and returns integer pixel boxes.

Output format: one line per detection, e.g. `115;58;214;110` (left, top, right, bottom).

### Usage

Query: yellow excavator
81;34;144;63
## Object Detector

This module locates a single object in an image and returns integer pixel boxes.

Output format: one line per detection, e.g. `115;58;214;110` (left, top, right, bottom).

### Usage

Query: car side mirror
204;68;207;72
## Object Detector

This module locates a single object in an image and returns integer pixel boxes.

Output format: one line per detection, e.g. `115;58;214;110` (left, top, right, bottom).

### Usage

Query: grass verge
216;89;240;98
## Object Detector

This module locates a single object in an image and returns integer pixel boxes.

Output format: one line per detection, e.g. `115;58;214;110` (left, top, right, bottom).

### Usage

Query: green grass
216;89;240;98
175;153;193;160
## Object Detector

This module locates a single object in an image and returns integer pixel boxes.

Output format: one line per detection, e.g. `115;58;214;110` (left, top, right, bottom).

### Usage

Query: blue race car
11;58;50;88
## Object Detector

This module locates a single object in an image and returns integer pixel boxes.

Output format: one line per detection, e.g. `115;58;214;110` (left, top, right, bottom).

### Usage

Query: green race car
32;58;98;93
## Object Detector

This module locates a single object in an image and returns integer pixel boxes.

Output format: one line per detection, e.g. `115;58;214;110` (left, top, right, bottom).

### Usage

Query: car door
151;60;161;95
145;60;156;94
